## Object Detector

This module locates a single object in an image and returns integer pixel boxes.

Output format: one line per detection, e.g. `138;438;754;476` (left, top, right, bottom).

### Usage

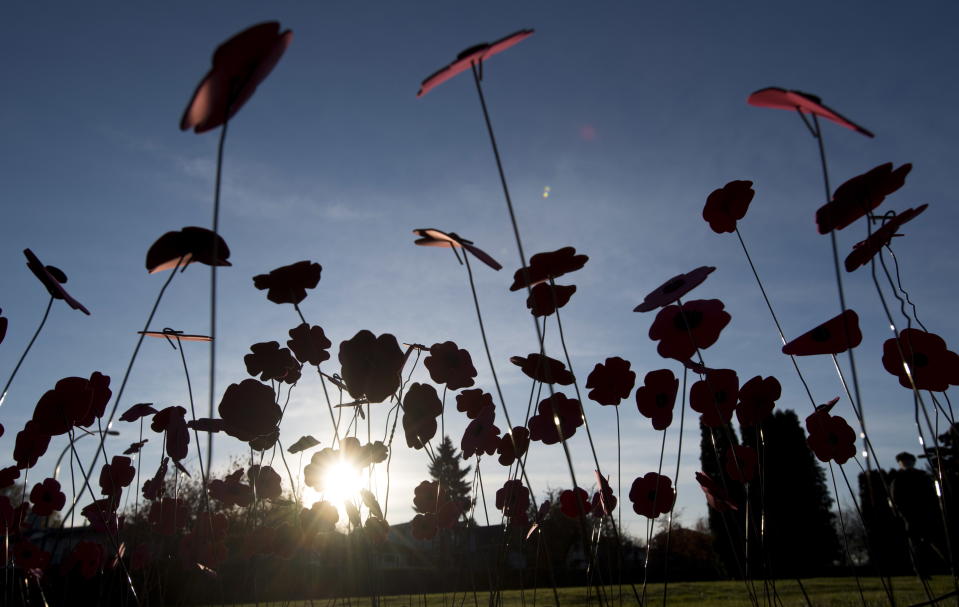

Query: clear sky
1;2;958;537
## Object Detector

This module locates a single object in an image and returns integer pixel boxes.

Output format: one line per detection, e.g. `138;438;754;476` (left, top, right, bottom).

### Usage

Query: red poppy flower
509;247;588;291
99;456;135;498
187;418;226;433
417;29;534;97
23;248;90;315
365;517;390;544
302;500;339;533
816;163;912;234
208;469;253;507
424;341;477;390
412;228;503;270
702;181;755;234
585;357;636;406
338;330;405;403
629;473;675;518
497;427;530;466
152;405;190;462
736;375;781;427
288;434;320;454
495;479;530;523
12;539;50;571
402;382;443;449
253;260;321;305
526;283;577;317
591;474;617;517
649;299;731;361
690;369;739;428
218;379;281;443
29;478;65;516
143;458;168;501
461;407;500;458
32;372;112;435
119;402;158;422
413;480;448;514
14;421;50;469
845;205;927;272
747;87;874;138
145;227;231;273
635;369;679;430
725;445;759;483
559;488;590;519
61;541;104;579
882;328;959;392
456;388;494;419
528;393;583;445
287;323;332;366
0;466;20;490
149;497;189;536
248;465;282;501
181;21;293;133
411;513;438;540
782;310;862;356
244;341;302;384
81;498;122;534
805;408;857;464
635;266;717;313
510;353;574;385
696;471;738;511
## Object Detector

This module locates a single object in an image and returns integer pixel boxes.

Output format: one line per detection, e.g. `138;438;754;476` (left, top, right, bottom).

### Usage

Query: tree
418;436;471;511
699;421;746;579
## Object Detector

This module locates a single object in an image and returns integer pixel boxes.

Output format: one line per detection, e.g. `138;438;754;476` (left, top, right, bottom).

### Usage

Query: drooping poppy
702;181;755;234
509;247;588;291
29;478;66;516
635;369;679;430
526;283;577;317
696;471;738;511
628;473;675;518
23;249;90;314
218;379;281;443
456;388;494;419
782;310;862;356
145;227;231;273
725;445;759;483
585;357;635;406
61;541;105;579
805;407;857;464
747;87;874;137
845;205;927;272
244;341;302;384
152;405;190;462
559;487;590;519
461;407;500;458
424;341;478;390
635;266;717;312
881;328;959;392
208;469;253;508
689;369;739;428
32;372;112;435
248;465;283;500
143;458;168;501
497;427;530;466
816;163;912;234
14;421;50;469
253;260;321;305
287;323;332;366
99;456;135;498
736;375;781;427
12;539;50;571
119;402;158;423
402;383;443;449
528;393;583;445
590;473;617;517
361;488;385;520
417;29;534;97
412;228;503;270
181;21;293;133
649;299;731;361
495;479;530;525
510;353;574;385
338;330;405;403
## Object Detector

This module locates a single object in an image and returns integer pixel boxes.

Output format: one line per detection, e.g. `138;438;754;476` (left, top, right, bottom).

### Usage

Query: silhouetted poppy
14;421;50;469
882;328;959;392
29;478;65;516
559;488;590;519
99;456;135;498
629;473;675;518
495;479;530;525
152;405;190;462
288;434;320;454
149;497;188;536
124;439;148;455
365;516;390;544
528;393;583;445
187;418;226;433
509;247;588;291
208;469;253;507
181;21;293;133
119;403;158;422
23;248;90;314
456;388;494;419
417;29;534;97
244;341;302;383
288;323;332;366
805;406;857;464
649;299;731;361
635;266;717;313
510;353;575;385
339;330;405;403
248;465;282;500
635;369;679;430
403;382;443;448
696;471;737;511
413;480;448;514
302;500;339;533
816;163;912;234
140;329;212;342
12;539;50;571
845;205;927;272
725;445;758;483
747;87;874;137
143;458;168;501
412;228;503;270
218;379;281;443
585;357;635;406
0;466;19;490
61;541;104;579
591;473;617;517
32;372;112;435
424;341;478;390
782;310;862;356
690;369;739;428
145;227;231;273
497;427;530;466
461;406;500;458
81;498;122;534
527;283;577;317
411;513;438;540
702;181;755;234
0;308;6;344
736;376;781;427
253;260;321;305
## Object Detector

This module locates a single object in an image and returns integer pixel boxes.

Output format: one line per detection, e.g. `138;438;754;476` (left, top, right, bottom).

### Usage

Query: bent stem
0;295;53;408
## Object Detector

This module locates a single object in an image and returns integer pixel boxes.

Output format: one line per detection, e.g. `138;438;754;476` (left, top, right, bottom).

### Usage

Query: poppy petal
417;29;534;97
747;87;873;138
782;310;862;356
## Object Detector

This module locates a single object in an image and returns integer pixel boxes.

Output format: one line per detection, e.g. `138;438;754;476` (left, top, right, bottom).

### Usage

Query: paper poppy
218;379;281;443
23;248;90;314
411;513;438;540
725;445;758;483
881;328;959;392
99;456;135;498
153;405;190;461
208;469;253;507
181;21;293;133
559;488;590;519
635;266;717;313
248;465;283;500
402;383;443;449
690;369;739;428
244;341;302;384
253;260;321;305
417;29;534;97
187;418;226;433
782;309;862;356
526;283;577;317
805;408;857;464
123;439;148;455
845;205;927;272
413;480;448;514
81;498;122;534
287;323;332;366
747;87;874;138
12;539;50;571
412;228;503;270
143;458;168;501
695;471;738;511
496;427;530;466
591;474;617;517
424;341;478;390
649;299;731;361
510;353;575;385
0;466;20;490
145;227;231;273
338;330;405;403
14;421;51;469
365;517;390;544
461;407;500;458
635;369;679;431
585;356;636;406
302;500;339;533
509;247;588;291
702;181;755;235
816;163;912;234
736;375;781;427
61;541;104;579
31;372;112;436
495;479;530;524
456;388;494;419
528;393;583;445
29;478;65;516
288;434;320;454
119;402;158;422
149;497;189;536
628;472;675;519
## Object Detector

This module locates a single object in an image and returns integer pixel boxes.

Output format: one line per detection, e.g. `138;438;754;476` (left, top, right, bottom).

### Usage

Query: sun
302;460;365;514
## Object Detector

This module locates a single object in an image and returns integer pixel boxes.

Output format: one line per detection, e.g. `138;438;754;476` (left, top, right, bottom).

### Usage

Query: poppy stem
208;117;230;479
640;428;668;606
294;303;341;449
175;334;214;523
661;366;687;607
0;295;53;408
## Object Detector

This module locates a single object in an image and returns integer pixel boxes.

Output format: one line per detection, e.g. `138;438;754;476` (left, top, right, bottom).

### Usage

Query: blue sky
1;2;958;537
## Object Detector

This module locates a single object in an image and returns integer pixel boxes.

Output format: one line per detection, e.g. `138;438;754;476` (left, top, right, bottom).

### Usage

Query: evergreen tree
699;421;746;578
418;435;471;511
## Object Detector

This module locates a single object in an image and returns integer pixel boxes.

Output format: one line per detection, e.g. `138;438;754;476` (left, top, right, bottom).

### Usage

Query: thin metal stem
208;117;230;474
0;296;53;407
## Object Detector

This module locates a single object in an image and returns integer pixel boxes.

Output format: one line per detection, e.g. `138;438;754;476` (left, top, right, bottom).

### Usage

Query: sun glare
302;460;365;516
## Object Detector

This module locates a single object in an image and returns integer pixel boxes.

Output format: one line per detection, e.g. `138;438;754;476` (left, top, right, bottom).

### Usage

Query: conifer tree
418;435;472;511
699;421;747;578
